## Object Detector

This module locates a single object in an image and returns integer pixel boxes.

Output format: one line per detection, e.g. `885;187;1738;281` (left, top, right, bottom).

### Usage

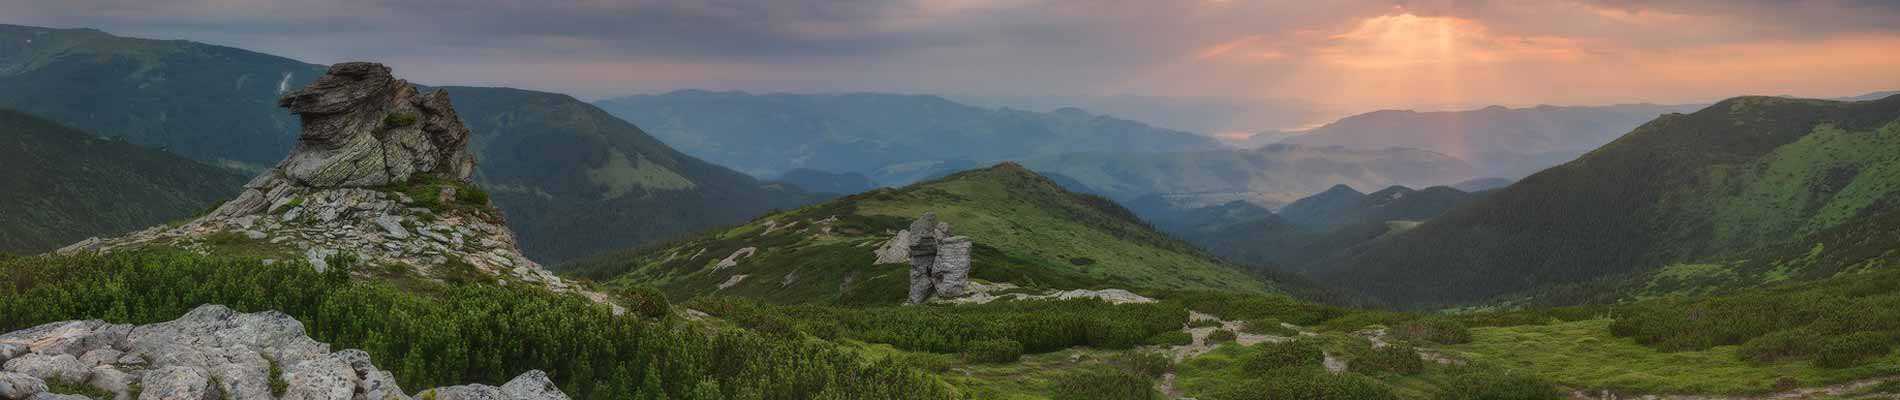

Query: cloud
1;0;1896;127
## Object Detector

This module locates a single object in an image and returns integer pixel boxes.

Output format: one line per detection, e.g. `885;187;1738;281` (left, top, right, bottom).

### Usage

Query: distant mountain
593;91;1223;183
0;24;810;262
1022;144;1475;213
1316;94;1900;306
0;109;246;253
1168;185;1481;275
775;168;880;195
558;163;1278;304
1450;177;1513;192
0;24;324;172
1836;90;1900;102
1279;103;1703;178
1275;185;1366;227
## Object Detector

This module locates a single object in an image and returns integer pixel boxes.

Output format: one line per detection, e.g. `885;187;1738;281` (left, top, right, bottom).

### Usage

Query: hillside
0;24;324;171
1279;103;1702;178
0;110;247;253
1317;94;1900;306
1169;185;1481;276
0;25;811;263
440;87;814;262
558;163;1273;305
776;168;881;195
1020;144;1475;210
593;91;1223;183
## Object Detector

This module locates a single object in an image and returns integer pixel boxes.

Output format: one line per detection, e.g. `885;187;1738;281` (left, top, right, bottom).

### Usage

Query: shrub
1111;351;1173;378
1244;338;1323;372
383;113;418;127
1241;318;1297;336
1187;318;1224;328
1050;367;1158;400
1737;329;1817;363
1145;331;1192;346
962;339;1024;363
1349;344;1424;375
1432;366;1562;400
615;284;671;320
1088;321;1154;350
1206;329;1238;344
454;185;490;206
1205;369;1396;400
1391;317;1472;344
1815;331;1892;368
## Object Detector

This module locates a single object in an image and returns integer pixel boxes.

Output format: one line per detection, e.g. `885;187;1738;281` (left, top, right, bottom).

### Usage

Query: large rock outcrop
55;63;611;310
878;213;973;304
0;305;567;400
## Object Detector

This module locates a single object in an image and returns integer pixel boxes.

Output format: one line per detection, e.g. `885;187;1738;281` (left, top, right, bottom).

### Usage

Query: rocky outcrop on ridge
0;304;568;400
54;63;605;308
877;213;972;304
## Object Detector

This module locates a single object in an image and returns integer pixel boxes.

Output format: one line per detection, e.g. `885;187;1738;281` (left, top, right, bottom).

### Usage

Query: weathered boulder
0;372;46;400
499;371;569;400
895;213;975;304
0;305;565;400
2;354;88;383
138;366;210;400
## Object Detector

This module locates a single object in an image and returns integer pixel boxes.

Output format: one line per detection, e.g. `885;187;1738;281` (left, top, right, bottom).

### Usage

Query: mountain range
0;24;809;262
0;110;247;253
593;90;1225;184
1315;94;1900;306
1270;103;1704;178
1020;144;1476;209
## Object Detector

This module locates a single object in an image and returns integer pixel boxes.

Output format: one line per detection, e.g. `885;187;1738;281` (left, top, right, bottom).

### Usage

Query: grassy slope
1319;95;1900;306
1446;319;1900;395
560;163;1269;305
0;110;246;253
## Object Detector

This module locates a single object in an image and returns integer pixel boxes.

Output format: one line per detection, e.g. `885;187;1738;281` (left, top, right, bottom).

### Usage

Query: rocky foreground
0;305;567;400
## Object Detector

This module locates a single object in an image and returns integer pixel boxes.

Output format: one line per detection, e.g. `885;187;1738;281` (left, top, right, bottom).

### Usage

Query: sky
5;0;1900;134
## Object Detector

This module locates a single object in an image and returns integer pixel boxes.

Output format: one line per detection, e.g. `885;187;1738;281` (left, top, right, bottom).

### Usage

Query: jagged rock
0;372;46;400
0;344;25;364
499;370;569;400
899;213;974;304
29;393;87;400
0;306;563;400
138;366;211;400
2;354;88;383
86;368;135;399
426;384;505;400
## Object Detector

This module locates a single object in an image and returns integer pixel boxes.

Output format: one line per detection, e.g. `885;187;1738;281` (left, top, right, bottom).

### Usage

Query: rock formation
0;304;568;400
54;62;614;311
882;213;972;304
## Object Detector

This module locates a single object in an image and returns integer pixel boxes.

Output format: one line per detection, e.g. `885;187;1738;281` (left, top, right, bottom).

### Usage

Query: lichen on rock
0;305;568;400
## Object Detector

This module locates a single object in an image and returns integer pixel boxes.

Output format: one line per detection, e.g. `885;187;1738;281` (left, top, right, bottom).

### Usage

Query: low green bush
1145;331;1192;346
1349;344;1424;375
962;339;1024;363
1240;318;1297;336
1203;368;1396;400
1737;329;1817;363
1391;317;1472;344
615;284;671;320
1431;366;1562;400
1815;331;1893;368
1111;351;1173;378
1244;338;1324;372
1050;367;1159;400
1206;329;1238;344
